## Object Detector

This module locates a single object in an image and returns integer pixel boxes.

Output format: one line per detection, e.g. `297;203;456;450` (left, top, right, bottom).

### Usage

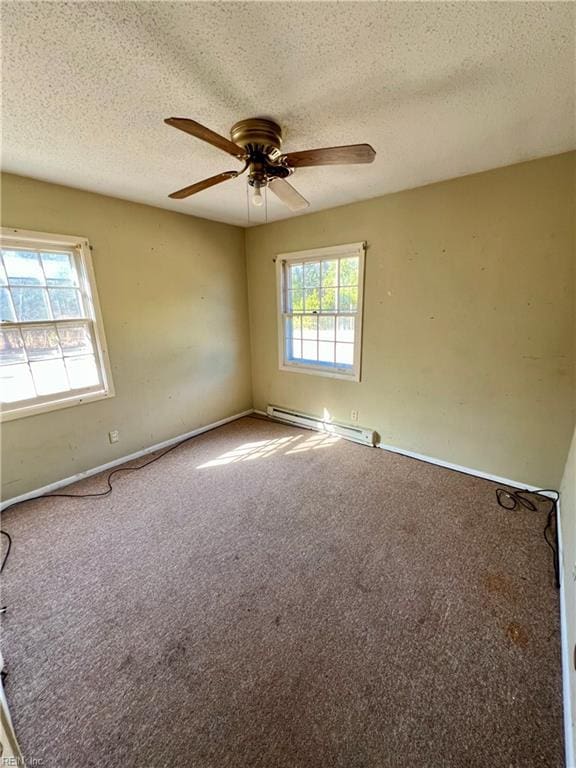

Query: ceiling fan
164;117;376;211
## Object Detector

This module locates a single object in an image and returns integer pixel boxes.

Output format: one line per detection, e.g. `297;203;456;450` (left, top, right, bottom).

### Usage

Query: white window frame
276;241;366;382
0;228;114;421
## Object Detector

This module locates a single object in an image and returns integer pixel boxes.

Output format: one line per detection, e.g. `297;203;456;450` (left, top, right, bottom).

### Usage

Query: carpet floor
1;416;564;767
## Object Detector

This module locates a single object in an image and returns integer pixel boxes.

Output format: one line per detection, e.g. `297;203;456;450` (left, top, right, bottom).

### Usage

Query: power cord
0;531;12;614
495;487;560;588
0;531;11;574
0;427;221;604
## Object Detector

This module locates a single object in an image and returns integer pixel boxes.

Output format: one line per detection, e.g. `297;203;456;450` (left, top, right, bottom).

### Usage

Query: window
277;242;365;381
0;228;114;421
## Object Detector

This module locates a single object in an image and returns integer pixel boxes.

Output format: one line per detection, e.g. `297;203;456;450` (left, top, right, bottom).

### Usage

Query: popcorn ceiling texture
2;1;575;226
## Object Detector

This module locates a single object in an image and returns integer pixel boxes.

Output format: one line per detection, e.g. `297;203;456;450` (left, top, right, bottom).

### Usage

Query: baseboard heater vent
266;405;377;447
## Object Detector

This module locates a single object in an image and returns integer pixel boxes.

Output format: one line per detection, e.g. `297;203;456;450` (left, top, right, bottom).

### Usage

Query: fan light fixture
164;116;376;212
252;182;264;207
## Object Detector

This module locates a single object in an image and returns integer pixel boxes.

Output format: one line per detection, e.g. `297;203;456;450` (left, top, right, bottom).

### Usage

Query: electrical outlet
350;410;359;423
109;430;119;444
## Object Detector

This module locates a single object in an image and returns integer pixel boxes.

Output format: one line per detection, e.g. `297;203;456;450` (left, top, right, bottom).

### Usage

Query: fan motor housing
231;118;282;153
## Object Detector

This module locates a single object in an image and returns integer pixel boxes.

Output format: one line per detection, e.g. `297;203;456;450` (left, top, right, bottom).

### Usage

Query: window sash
0;229;113;420
282;312;359;369
277;243;365;381
0;320;102;396
1;380;106;414
1;245;89;322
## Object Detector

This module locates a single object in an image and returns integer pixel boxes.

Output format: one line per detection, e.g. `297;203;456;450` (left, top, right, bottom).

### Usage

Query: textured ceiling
2;2;575;227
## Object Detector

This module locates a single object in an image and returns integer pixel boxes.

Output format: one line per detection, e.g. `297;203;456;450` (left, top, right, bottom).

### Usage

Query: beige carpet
1;416;564;767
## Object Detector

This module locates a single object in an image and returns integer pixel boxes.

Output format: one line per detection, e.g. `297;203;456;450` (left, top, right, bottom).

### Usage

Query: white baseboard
558;498;575;768
256;408;543;491
1;409;254;511
375;440;548;492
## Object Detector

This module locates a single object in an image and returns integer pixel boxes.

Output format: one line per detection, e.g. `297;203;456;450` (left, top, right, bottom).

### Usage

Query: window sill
279;362;360;382
1;388;115;422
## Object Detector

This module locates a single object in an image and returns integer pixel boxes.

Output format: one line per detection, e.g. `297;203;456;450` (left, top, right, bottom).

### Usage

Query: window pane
304;288;320;313
22;326;61;360
320;287;336;312
304;261;320;287
302;315;318;360
302;339;318;360
289;263;303;291
3;251;44;285
336;343;354;366
289;339;302;359
0;329;26;364
321;260;337;287
318;316;335;341
58;324;94;357
286;315;302;340
339;286;358;312
65;355;100;389
302;315;318;339
318;341;335;363
30;359;70;396
0;261;7;285
41;252;78;286
48;288;83;319
337;316;355;342
0;287;16;322
287;289;303;312
11;287;52;321
0;363;36;402
339;257;359;286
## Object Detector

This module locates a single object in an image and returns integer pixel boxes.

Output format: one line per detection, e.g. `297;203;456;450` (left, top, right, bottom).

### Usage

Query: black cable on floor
0;427;223;593
0;424;563;599
0;531;12;574
0;531;12;614
495;487;560;588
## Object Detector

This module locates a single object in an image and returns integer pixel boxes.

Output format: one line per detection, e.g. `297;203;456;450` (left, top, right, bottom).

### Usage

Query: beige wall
1;173;252;499
559;210;576;761
3;153;574;497
560;425;576;761
246;152;575;488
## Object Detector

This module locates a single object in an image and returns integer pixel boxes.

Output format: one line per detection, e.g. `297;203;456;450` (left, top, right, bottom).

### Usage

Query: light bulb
252;186;264;207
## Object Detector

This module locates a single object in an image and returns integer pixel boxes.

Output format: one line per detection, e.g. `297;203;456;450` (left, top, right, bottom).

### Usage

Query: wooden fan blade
169;171;238;199
268;178;310;211
165;118;246;159
280;144;376;168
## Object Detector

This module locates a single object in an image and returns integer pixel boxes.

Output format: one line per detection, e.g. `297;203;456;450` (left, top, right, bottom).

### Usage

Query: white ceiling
2;2;575;227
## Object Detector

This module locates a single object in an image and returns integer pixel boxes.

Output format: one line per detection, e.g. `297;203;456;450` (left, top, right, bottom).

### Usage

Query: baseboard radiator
266;405;377;447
